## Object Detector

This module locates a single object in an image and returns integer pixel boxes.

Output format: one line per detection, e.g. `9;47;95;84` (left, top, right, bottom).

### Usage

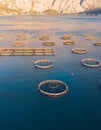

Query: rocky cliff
0;0;101;16
81;0;101;10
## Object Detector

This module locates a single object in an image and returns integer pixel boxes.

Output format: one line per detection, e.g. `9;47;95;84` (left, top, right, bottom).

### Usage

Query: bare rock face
81;0;101;10
51;0;84;14
0;0;101;15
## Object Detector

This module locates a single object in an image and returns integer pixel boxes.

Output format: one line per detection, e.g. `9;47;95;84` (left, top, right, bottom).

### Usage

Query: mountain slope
0;0;101;15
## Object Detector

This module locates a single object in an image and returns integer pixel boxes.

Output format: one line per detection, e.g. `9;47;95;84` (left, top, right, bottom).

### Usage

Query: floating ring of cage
12;42;25;47
81;58;101;68
34;59;54;69
61;37;71;40
85;34;94;40
16;33;27;41
86;36;94;40
63;40;75;45
94;42;101;47
38;80;68;97
71;48;88;54
61;34;72;40
43;42;55;46
39;37;49;41
39;34;49;41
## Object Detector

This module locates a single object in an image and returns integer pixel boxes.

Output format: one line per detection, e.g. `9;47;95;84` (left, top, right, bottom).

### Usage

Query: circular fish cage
61;34;72;40
71;48;88;54
86;36;94;40
38;80;68;97
12;42;25;47
34;59;54;69
81;58;101;68
85;34;94;40
39;34;49;41
63;40;75;45
94;42;101;47
39;37;49;41
16;33;27;41
43;42;55;46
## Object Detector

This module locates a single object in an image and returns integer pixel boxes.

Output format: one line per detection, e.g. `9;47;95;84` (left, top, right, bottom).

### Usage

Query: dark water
0;15;101;130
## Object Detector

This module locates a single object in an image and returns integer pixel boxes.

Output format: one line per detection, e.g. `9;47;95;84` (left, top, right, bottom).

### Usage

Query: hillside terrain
0;0;101;15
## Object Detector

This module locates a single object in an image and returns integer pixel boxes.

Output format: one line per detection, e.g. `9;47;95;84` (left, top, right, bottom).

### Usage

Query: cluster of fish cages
34;48;54;56
0;48;55;56
61;34;75;45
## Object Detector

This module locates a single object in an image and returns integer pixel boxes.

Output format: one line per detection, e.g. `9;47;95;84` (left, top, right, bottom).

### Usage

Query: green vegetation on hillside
0;3;23;15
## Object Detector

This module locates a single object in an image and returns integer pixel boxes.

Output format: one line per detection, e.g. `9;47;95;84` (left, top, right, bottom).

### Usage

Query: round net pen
94;42;101;47
34;59;54;69
63;40;75;45
81;58;101;68
71;48;88;54
43;42;55;46
38;80;68;97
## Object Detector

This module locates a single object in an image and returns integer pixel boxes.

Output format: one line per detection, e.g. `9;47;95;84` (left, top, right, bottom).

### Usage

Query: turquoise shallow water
0;15;101;130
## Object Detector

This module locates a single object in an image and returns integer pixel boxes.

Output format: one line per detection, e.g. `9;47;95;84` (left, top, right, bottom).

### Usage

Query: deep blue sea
0;15;101;130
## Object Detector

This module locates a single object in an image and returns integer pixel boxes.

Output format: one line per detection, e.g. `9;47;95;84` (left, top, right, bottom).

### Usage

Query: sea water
0;15;101;130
